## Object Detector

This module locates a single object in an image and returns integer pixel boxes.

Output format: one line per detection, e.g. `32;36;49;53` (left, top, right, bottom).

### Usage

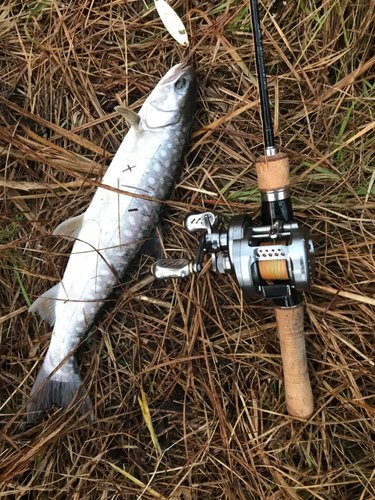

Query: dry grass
1;0;375;498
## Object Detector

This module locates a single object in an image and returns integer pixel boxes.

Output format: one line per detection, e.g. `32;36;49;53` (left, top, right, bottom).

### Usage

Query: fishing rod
152;0;315;419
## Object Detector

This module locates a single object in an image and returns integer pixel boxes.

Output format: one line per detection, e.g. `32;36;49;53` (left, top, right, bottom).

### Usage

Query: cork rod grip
256;153;290;192
274;303;314;419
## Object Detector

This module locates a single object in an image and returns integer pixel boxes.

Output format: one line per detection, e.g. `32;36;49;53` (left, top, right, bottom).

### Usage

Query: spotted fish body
27;64;197;422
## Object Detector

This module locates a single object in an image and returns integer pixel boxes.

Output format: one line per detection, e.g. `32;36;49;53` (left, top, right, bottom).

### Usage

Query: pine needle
138;386;162;455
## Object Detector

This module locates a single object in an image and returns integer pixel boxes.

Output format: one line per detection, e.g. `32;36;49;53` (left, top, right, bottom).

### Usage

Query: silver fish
27;63;197;422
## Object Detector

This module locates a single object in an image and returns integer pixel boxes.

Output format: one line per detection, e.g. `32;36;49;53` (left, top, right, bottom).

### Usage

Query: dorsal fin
53;214;84;240
141;223;164;259
115;105;140;129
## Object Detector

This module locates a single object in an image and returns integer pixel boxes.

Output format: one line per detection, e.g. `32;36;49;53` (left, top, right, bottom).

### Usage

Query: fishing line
258;241;288;281
185;45;190;64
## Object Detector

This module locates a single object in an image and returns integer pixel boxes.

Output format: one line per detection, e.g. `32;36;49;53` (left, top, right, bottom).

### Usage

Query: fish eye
175;76;187;90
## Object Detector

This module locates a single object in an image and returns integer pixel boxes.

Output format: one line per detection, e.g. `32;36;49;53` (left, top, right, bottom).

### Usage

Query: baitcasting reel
152;212;315;300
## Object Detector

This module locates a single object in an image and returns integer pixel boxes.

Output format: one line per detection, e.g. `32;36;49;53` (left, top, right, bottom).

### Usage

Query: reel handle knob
151;258;193;280
184;212;215;233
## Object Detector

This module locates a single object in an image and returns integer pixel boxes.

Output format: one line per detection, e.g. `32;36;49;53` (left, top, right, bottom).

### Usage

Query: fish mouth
181;63;195;76
161;63;195;85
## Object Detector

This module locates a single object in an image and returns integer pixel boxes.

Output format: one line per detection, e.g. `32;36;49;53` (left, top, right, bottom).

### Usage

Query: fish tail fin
27;355;94;423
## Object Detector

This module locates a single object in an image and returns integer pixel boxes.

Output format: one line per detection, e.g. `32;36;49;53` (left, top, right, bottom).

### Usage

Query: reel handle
151;258;193;279
274;303;314;419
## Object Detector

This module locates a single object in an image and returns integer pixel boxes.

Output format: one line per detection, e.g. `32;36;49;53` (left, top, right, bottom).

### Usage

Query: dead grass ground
1;0;375;498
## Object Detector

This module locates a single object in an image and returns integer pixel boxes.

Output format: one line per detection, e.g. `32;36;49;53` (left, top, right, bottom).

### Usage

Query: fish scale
27;63;197;422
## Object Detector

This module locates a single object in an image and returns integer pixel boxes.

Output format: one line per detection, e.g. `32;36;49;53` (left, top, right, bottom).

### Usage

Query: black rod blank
249;0;275;150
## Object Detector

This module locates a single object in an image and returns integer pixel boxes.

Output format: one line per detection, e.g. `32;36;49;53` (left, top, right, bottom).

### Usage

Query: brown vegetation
1;0;375;498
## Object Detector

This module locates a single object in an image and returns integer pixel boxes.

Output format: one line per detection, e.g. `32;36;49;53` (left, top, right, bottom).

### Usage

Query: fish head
142;63;197;129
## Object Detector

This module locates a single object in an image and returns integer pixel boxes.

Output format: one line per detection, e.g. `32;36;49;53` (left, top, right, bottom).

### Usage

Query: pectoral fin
115;105;140;129
53;214;84;240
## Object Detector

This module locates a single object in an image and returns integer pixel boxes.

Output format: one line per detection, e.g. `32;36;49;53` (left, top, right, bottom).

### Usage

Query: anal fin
29;283;61;326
